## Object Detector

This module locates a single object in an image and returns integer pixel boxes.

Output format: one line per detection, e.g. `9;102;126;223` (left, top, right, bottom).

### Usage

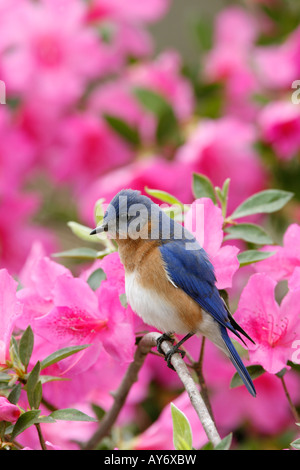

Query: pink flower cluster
0;0;277;273
204;5;300;159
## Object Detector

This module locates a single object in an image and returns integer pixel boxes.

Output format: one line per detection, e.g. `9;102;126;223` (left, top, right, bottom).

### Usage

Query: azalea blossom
175;117;267;214
234;273;300;374
184;197;240;289
18;246;135;372
44;110;134;192
1;0;104;107
254;223;300;287
203;6;260;121
0;396;21;423
79;158;193;226
257;101;300;160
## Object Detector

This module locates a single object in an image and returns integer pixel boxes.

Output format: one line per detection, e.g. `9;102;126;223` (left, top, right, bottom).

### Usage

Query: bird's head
90;189;156;240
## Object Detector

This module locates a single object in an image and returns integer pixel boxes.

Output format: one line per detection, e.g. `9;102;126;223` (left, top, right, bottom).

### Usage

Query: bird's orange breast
117;238;203;333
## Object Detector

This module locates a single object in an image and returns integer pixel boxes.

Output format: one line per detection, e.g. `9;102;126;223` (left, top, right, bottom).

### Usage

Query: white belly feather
125;271;189;334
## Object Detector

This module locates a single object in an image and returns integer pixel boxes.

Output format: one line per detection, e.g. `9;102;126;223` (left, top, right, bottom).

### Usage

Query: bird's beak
90;223;108;235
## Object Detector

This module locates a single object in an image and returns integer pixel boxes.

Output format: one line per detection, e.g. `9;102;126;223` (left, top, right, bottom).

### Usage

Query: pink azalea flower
44;111;133;192
258;101;300;160
81;252;125;297
194;339;300;436
0;396;21;423
0;269;22;365
88;79;156;144
1;0;104;107
0;190;56;275
184;198;239;289
175;117;267;214
89;0;170;23
289;267;300;292
234;273;300;374
128;50;195;122
26;265;135;371
254;224;300;284
18;244;135;372
211;6;258;50
79;158;193;226
204;7;260;121
17;246;72;330
254;26;300;91
88;50;194;145
0;107;36;195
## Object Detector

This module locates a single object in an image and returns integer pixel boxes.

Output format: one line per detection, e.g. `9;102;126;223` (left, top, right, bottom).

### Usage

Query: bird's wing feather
159;240;241;338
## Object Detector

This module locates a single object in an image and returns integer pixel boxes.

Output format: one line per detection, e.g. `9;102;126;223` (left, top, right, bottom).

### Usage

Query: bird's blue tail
220;326;256;397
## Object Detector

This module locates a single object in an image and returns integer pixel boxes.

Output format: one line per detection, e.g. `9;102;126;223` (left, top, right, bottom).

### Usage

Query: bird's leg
164;332;195;369
156;332;175;355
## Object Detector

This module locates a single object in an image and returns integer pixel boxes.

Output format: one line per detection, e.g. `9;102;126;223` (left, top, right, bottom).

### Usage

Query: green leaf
291;438;300;450
9;336;24;372
133;87;170;115
0;372;10;383
67;222;98;243
230;189;293;219
103;114;140;146
49;408;97;422
31;381;42;410
214;433;232;450
238;250;275;267
39;375;69;384
156;107;181;146
87;268;107;291
224;223;273;245
19;326;34;369
215;178;230;217
8;383;22;405
145;187;184;208
41;345;90;370
133;87;181;146
192;173;216;203
26;361;41;409
119;293;128;308
275;367;287;378
171;402;193;450
94;198;106;226
52;247;99;260
11;410;41;439
91;403;106;420
231;365;265;389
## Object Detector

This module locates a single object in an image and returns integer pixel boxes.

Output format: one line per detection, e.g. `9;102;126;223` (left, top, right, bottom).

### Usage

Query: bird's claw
156;333;174;355
157;334;186;370
164;347;186;370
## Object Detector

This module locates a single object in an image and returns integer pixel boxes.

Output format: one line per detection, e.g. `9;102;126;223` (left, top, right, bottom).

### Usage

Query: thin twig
280;375;300;423
83;332;221;450
193;337;215;421
35;423;47;450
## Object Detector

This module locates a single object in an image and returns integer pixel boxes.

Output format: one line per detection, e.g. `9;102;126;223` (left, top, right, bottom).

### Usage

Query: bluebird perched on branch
90;189;256;397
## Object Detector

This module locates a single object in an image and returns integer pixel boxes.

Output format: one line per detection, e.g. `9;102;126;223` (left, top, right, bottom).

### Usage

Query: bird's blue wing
159;238;256;397
159;239;239;337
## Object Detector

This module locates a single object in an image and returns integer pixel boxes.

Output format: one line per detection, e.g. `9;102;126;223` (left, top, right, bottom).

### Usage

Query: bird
90;189;256;397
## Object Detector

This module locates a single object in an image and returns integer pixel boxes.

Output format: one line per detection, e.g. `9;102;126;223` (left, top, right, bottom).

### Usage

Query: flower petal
211;244;240;289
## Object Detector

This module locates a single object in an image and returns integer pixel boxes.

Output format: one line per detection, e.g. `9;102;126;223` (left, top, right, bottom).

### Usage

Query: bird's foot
164;345;186;370
156;333;174;355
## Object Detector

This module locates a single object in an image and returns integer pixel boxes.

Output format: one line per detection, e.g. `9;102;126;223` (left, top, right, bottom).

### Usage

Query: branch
83;332;221;450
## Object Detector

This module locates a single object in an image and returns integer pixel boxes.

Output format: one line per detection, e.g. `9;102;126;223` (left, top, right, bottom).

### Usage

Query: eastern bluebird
90;189;256;397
